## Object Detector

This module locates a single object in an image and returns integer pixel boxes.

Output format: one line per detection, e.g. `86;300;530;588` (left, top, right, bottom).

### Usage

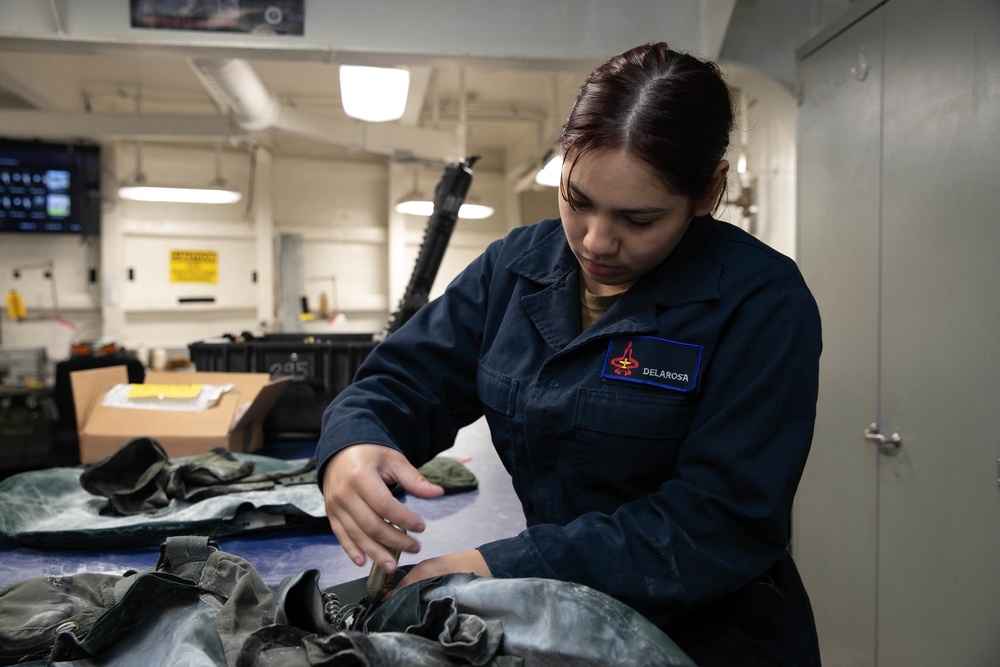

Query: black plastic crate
1;388;57;474
189;333;378;438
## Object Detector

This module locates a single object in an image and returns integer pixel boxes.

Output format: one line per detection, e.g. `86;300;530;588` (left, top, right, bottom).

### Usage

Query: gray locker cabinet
794;0;1000;665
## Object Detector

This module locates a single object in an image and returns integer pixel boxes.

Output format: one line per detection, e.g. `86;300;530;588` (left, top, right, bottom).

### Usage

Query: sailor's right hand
321;444;444;574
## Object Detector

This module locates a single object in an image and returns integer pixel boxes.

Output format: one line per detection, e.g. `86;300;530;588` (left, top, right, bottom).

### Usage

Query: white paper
100;382;235;412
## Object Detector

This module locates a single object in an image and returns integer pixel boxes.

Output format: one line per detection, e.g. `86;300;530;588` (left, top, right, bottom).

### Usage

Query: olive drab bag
0;535;695;666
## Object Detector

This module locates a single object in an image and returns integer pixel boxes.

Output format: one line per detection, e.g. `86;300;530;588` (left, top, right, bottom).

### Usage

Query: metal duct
190;58;281;132
188;57;460;159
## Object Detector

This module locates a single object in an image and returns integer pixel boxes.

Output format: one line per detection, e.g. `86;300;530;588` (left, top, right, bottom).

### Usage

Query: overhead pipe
190;58;281;131
188;57;461;159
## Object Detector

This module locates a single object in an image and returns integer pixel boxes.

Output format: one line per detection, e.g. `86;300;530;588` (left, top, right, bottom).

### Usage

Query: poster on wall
170;250;218;284
130;0;304;36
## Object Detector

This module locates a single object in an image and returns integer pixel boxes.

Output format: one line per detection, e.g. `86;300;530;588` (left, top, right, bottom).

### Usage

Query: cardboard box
70;365;291;463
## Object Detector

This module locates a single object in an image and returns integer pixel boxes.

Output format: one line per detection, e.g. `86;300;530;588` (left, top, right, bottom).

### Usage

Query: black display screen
0;139;101;235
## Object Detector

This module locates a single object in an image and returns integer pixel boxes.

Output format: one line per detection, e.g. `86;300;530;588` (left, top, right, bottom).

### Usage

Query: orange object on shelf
71;343;93;357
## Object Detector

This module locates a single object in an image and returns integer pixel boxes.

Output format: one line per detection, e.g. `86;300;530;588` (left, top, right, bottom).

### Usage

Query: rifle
377;155;480;340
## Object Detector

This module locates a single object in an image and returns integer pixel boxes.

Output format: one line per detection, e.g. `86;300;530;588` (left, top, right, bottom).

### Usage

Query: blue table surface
0;418;526;590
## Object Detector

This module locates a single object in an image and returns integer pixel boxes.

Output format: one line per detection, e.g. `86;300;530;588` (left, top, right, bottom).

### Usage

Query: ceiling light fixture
534;152;562;187
118;184;243;204
458;200;495;219
394;194;435;217
395;188;494;219
533;77;566;189
394;168;434;216
394;163;494;220
118;142;242;205
394;194;494;220
339;65;410;123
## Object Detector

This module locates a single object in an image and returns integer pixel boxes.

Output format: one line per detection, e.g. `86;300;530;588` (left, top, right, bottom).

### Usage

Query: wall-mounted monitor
0;139;101;235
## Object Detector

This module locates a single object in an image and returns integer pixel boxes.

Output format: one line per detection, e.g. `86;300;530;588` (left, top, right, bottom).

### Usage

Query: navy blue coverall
317;216;823;666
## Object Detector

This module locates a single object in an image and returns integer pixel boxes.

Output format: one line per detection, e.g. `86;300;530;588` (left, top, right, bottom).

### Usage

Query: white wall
0;142;515;359
0;234;102;354
274;156;390;335
0;66;796;363
97;142;262;354
718;61;799;260
273;157;512;337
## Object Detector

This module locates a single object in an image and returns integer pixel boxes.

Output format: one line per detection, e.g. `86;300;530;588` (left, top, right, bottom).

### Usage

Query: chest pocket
476;363;518;472
574;387;693;438
568;387;695;503
477;363;517;416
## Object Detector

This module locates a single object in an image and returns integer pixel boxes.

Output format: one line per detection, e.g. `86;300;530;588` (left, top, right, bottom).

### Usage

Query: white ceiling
0;0;858;177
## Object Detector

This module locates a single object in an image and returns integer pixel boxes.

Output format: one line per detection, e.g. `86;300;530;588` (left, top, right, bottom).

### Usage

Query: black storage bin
0;388;57;476
188;333;378;438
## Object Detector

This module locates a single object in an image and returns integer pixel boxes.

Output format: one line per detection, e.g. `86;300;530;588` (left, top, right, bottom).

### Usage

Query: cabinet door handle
864;423;902;454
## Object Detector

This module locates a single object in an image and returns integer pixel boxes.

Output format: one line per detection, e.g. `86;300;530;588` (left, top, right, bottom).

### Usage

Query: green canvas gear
0;450;326;549
0;536;695;666
0;441;477;549
79;437;317;515
416;456;478;494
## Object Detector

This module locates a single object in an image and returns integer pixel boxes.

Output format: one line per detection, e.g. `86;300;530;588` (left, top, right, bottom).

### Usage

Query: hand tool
348;523;406;631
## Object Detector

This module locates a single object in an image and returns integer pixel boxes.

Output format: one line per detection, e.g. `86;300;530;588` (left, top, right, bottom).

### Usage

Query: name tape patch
601;335;703;392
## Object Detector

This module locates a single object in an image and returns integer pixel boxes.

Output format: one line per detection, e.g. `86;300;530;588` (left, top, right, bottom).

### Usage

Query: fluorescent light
340;65;410;123
458;202;495;219
395;195;494;220
118;185;242;204
535;153;563;187
394;197;434;216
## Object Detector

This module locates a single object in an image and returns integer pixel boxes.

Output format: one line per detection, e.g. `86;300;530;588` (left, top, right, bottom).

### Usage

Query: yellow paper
127;383;204;399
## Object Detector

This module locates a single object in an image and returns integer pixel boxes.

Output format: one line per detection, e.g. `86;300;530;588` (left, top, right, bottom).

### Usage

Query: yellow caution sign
170;250;218;284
